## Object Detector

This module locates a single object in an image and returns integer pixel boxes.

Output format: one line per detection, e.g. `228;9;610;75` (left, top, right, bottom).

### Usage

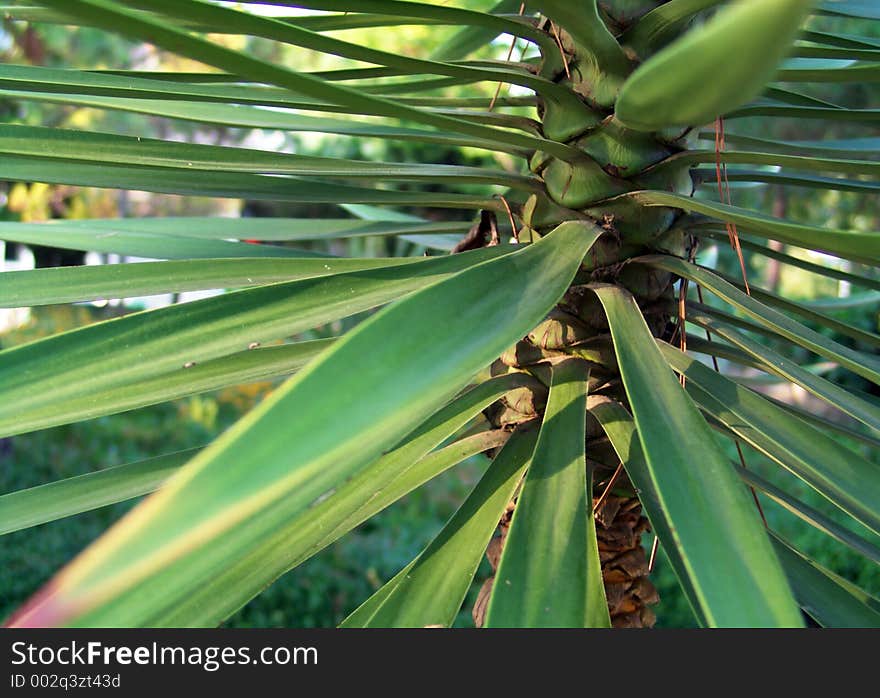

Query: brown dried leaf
472;577;494;628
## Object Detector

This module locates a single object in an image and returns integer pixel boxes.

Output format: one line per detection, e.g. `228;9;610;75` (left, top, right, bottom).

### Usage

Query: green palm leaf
7;221;595;627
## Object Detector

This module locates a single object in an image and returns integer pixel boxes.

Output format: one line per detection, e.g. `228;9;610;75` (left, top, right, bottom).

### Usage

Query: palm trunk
476;0;696;627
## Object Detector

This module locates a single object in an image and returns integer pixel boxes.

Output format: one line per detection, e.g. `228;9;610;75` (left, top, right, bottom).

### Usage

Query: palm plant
1;0;878;629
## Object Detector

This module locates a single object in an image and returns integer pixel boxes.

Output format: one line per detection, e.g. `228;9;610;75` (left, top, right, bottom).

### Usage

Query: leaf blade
6;221;597;627
592;284;802;627
485;358;609;628
0;449;200;536
588;397;709;627
771;536;880;628
0;249;508;438
156;375;530;627
340;427;538;628
659;342;880;536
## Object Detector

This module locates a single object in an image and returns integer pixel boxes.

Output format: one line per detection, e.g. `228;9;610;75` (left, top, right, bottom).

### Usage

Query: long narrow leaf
48;216;468;241
702;131;880;157
659;342;880;536
6;220;596;627
735;466;880;565
0;257;428;307
7;339;335;437
771;536;880;627
691;313;880;431
486;359;609;628
592;284;802;627
2;155;500;210
0;88;526;155
634;192;880;264
588;397;708;627
761;394;880;451
0;450;201;536
0;125;539;191
664;148;880;176
728;103;880;124
717;282;880;350
0;248;509;438
0;220;329;260
693;228;880;290
430;0;523;61
37;0;581;162
156;375;533;627
642;255;880;383
340;427;538;628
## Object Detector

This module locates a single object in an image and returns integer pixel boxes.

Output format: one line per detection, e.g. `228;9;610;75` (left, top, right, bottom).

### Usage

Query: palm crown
1;0;879;628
